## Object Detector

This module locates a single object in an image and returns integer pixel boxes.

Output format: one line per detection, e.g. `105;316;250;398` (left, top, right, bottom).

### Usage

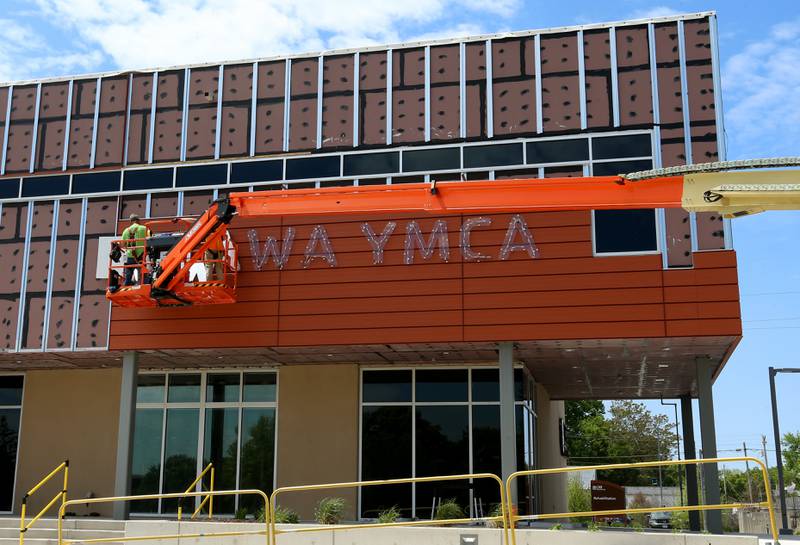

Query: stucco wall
275;364;360;520
536;383;567;514
14;368;122;516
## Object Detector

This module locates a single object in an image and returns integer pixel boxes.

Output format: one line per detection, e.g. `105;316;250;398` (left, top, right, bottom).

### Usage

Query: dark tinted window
471;369;499;402
592;134;652;160
592;159;653;177
594;209;658;253
416;369;468;402
243;373;277;402
0;178;20;199
206;373;240;402
167;374;201;403
136;375;165;404
363;370;412;403
527;139;589;163
343;152;399;176
124;168;173;191
285;156;340;180
21;175;70;197
230;160;282;184
176;164;227;187
403;148;460;172
319;179;354;188
472;405;502;505
0;375;23;405
361;406;412;518
464;143;523;168
73;171;121;194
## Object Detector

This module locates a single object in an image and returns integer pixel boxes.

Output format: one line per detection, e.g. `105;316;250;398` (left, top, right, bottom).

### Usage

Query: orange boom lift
106;160;800;308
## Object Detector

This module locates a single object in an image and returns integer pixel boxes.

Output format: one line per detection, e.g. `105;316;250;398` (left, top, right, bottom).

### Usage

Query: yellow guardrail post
177;463;213;521
209;467;215;519
57;489;270;545
268;473;508;545
19;460;69;545
504;456;780;545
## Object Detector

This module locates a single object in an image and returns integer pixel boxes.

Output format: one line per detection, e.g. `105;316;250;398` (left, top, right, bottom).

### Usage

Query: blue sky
1;0;799;468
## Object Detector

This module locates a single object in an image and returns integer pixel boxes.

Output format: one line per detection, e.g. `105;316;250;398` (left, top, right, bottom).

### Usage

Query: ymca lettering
248;214;540;270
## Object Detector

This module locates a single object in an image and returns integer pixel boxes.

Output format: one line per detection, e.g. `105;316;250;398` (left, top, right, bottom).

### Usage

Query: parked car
648;511;672;529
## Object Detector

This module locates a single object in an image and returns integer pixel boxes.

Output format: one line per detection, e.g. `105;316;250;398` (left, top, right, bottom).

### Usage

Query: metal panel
14;203;33;351
321;54;355;149
283;59;291;152
148;72;158;164
577;31;587;130
33;81;70;172
69;197;87;349
180;68;190;162
677;20;693;165
88;77;102;168
0;203;27;349
28;83;42;174
353;52;359;148
429;44;460;141
41;200;59;350
534;36;542;134
250;62;259;157
459;43;466;139
1;85;12;175
316;56;324;149
609;28;620;127
386;50;392;145
214;65;224;159
289;57;318;151
485;39;493;138
185;67;217;160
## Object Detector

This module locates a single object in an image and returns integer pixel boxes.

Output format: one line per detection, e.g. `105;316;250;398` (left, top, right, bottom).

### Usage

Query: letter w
248;227;296;270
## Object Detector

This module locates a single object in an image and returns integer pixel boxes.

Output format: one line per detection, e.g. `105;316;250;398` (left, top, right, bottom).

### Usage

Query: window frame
357;365;536;520
0;373;25;515
590;208;663;257
133;369;278;516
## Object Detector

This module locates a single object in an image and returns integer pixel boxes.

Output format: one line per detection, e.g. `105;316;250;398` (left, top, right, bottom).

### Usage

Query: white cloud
629;6;681;19
19;0;515;77
723;18;800;159
0;17;103;82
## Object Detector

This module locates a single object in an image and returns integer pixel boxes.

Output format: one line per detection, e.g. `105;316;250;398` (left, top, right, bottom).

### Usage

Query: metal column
499;342;517;503
680;394;701;531
695;358;722;533
113;351;139;520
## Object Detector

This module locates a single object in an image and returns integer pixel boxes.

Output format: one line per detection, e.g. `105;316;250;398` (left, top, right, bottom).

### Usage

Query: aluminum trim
145;192;152;218
353;52;360;148
577;30;587;130
1;84;12;175
123;74;133;166
534;35;543;134
177;191;184;216
180;68;190;162
648;23;661;126
41;199;59;351
214;65;224;160
316;56;323;149
709;12;731;249
29;83;42;173
459;42;466;139
677;20;693;165
63;80;74;171
249;61;258;157
148;72;158;164
15;202;34;351
609;27;620;128
386;49;393;145
88;77;102;168
424;45;431;142
485;39;494;139
283;59;291;152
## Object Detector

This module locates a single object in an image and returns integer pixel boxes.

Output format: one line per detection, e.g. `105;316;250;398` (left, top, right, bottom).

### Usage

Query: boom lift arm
108;164;800;307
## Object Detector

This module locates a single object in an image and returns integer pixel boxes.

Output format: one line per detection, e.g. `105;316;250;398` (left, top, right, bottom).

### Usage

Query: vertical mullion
353;52;360;148
577;31;587;130
467;370;474;518
180;68;190;162
648;23;661;126
249;62;258;157
485;39;494;138
283;60;291;152
386;50;393;146
316;56;323;149
123;74;133;167
145;193;152;218
177;191;184;216
29;83;42;173
63;81;74;171
15;203;34;351
677;20;693;165
534;35;543;134
195;373;207;513
89;77;102;168
411;368;416;518
157;396;168;514
459;42;466;139
609;28;621;127
42;200;60;351
709;14;733;248
214;65;224;160
148;72;159;164
424;45;431;142
70;197;88;350
1;84;12;175
234;401;243;513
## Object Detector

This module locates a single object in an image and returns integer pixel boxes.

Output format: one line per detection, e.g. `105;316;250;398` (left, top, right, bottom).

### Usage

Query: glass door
0;375;24;513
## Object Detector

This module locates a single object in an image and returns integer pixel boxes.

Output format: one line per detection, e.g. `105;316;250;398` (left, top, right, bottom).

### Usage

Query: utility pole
742;442;755;503
769;366;800;534
762;435;771;502
661;397;684;506
721;464;728;502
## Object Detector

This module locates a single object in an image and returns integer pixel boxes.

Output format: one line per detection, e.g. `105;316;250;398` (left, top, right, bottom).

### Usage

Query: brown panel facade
22;202;54;349
149;192;179;218
391;48;425;144
583;30;611;129
220;64;253;158
186;67;218;160
540;34;580;132
153;70;184;163
464;42;486;138
34;82;69;171
67;79;97;169
126;74;154;165
95;76;129;167
289;58;318;151
616;25;653;126
0;203;27;349
358;52;387;146
47;199;81;349
255;61;285;154
430;44;460;141
321;55;354;148
4;85;37;173
76;197;117;348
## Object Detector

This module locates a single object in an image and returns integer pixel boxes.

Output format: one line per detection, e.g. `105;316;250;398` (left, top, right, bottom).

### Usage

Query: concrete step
0;527;125;539
0;518;125;531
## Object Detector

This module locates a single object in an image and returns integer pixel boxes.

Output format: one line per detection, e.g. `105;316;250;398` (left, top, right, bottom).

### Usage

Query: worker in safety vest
204;236;226;281
121;214;150;285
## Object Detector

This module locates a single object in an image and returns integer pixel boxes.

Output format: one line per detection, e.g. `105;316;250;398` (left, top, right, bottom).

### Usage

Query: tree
782;432;800;482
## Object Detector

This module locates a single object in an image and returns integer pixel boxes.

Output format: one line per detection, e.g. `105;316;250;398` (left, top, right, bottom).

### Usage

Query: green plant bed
315;497;347;525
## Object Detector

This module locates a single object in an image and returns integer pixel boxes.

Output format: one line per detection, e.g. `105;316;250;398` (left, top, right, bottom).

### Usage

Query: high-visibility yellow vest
121;223;149;258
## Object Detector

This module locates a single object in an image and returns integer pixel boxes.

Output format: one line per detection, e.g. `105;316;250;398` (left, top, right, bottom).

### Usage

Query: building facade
0;11;737;526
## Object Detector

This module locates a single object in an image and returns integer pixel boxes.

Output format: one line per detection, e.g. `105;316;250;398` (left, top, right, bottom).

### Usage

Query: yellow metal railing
57;489;270;545
177;462;215;520
505;456;779;544
19;460;69;545
269;473;509;545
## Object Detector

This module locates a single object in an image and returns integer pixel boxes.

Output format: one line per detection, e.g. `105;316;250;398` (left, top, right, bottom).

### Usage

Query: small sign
590;480;625;522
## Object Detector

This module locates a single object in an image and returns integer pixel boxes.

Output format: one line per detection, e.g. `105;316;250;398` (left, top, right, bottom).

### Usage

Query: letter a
303;225;337;268
499;214;539;260
248;227;295;270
